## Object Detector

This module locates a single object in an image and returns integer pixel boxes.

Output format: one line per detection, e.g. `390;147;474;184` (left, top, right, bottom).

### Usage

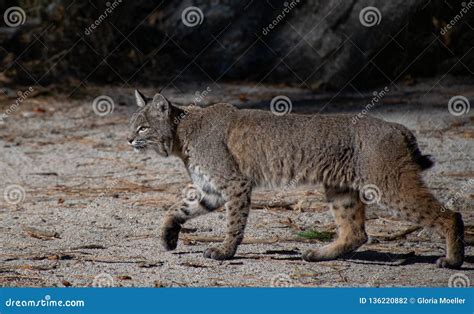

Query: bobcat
128;90;465;269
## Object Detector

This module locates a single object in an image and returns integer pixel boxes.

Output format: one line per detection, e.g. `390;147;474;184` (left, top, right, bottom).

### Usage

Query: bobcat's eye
137;126;149;134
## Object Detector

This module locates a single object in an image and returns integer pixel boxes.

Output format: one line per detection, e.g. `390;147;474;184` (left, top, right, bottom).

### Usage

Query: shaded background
0;0;473;93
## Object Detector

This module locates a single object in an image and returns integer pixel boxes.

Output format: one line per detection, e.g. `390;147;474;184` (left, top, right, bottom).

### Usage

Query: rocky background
0;0;472;90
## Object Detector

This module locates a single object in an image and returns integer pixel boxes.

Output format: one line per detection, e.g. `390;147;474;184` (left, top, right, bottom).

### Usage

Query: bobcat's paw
436;257;463;269
302;249;331;262
203;247;234;260
161;223;182;251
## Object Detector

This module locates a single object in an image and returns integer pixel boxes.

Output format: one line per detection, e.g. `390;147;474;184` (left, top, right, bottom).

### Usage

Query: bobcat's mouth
130;140;147;152
134;146;147;152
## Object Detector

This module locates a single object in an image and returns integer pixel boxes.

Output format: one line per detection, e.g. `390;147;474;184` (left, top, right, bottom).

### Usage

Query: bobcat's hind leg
384;175;465;269
435;211;464;269
303;186;367;262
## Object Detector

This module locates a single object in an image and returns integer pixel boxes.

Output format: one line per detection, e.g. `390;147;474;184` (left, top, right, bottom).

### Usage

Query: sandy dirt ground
0;81;472;287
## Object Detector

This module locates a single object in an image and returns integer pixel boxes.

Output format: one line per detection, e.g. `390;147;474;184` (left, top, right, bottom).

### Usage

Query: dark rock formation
0;0;471;90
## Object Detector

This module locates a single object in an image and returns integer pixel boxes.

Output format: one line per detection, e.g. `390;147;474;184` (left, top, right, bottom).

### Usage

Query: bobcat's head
128;90;174;157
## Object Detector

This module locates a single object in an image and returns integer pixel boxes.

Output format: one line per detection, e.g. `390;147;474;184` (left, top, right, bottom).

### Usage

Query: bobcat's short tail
408;139;434;171
414;153;434;171
407;137;434;171
400;126;435;171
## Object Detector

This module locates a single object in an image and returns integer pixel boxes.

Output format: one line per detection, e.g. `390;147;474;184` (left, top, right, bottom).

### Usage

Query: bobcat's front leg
161;191;222;251
161;214;183;251
204;181;251;260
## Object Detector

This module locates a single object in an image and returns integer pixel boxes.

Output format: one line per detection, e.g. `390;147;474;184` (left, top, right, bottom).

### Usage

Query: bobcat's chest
188;166;221;196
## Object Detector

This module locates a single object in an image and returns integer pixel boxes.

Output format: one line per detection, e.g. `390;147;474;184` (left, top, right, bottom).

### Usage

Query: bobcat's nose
127;138;134;145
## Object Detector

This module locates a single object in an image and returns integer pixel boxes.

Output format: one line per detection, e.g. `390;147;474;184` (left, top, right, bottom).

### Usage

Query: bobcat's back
181;104;430;190
227;109;357;188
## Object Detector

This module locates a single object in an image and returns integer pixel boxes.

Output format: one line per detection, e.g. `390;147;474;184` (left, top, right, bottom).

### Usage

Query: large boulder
157;0;422;89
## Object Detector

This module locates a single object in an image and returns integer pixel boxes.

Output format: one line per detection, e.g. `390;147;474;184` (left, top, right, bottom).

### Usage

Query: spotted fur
128;90;464;268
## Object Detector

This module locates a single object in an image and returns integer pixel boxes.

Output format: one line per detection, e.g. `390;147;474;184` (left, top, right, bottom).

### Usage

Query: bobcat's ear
135;89;147;108
151;94;169;118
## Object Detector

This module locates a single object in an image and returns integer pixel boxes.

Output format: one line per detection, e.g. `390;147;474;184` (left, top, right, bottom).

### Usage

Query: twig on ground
23;227;60;240
369;226;422;241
